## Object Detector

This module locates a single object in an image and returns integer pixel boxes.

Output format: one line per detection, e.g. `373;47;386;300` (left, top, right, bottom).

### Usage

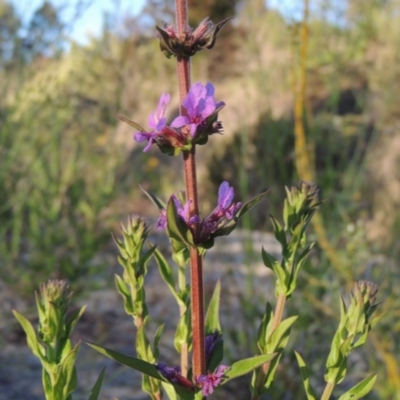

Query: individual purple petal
205;82;215;96
134;132;157;152
218;181;234;209
148;93;170;131
171;115;190;128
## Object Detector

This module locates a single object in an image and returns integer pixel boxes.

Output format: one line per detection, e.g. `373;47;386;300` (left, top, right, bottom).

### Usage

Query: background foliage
1;0;400;398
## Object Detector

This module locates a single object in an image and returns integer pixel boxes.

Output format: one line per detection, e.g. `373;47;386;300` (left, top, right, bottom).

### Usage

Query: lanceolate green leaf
235;190;270;220
205;280;221;333
338;374;377;400
86;341;195;399
140;185;167;211
162;381;178;400
54;345;79;398
294;351;318;400
267;316;298;352
222;354;277;384
86;342;163;380
154;248;183;306
13;310;44;360
65;305;86;338
88;368;106;400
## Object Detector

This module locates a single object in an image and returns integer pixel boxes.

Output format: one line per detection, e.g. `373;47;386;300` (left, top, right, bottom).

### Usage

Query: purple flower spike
196;365;228;396
171;82;224;137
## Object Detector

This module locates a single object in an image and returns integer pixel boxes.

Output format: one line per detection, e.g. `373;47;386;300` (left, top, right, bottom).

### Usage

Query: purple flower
205;332;223;367
156;209;167;231
156;182;240;243
198;181;241;241
171;82;224;137
156;196;199;231
134;93;170;151
156;363;194;390
196;365;228;396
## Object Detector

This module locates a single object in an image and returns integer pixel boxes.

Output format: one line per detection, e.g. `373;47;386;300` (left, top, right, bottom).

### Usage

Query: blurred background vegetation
1;0;400;398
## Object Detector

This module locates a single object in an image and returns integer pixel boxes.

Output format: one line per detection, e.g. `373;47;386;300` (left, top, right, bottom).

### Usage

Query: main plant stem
175;0;206;378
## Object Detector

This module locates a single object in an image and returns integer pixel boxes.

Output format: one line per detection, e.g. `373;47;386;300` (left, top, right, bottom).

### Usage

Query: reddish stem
175;0;206;378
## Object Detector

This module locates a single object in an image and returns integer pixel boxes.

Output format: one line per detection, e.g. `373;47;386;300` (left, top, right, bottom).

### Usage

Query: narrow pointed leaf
88;368;106;400
140;186;167;210
269;215;287;249
295;351;318;400
86;342;163;380
222;354;276;384
162;382;178;400
118;115;146;132
66;305;86;337
267;316;298;352
153;324;165;360
154;248;183;306
13;310;44;359
338;374;377;400
205;280;221;333
236;190;270;220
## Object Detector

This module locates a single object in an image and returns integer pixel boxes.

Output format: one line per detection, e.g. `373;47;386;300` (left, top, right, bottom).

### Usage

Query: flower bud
36;279;71;345
156;17;231;58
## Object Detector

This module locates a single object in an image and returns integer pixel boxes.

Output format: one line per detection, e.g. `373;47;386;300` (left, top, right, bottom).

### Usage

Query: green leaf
86;342;163;380
174;307;191;353
136;322;154;362
261;247;277;271
294;351;318;400
267;316;298;352
88;368;106;400
13;310;44;360
236;190;270;220
338;374;377;400
257;303;273;352
54;345;79;398
142;244;157;267
66;305;86;338
162;381;178;400
140;186;167;211
205;280;221;334
269;215;287;250
153;324;165;361
166;197;194;248
118;115;146;132
222;354;277;384
114;274;133;315
154;248;183;307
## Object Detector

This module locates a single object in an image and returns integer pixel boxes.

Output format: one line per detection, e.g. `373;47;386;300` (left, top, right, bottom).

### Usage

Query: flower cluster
156;362;228;396
156;17;231;58
196;365;228;396
131;82;224;154
157;181;242;244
